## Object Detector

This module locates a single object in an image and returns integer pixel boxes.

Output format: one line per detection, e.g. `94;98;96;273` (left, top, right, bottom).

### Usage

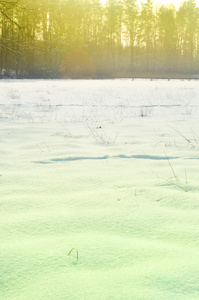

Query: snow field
0;79;199;299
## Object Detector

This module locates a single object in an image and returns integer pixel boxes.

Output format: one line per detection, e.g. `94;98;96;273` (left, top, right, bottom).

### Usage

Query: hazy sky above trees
142;0;199;7
101;0;199;8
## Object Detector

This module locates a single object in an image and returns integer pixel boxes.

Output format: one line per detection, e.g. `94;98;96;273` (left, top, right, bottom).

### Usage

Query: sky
101;0;199;8
149;0;199;7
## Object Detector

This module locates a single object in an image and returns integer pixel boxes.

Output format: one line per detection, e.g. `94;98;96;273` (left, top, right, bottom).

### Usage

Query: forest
0;0;199;79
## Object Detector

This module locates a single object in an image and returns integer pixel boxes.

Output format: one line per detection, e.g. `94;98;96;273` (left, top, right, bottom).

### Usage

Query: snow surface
0;79;199;300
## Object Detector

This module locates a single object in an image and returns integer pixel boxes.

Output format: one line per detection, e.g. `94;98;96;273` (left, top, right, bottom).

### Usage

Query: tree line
0;0;199;78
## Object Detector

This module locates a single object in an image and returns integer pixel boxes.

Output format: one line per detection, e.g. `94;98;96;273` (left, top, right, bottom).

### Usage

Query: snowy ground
0;79;199;300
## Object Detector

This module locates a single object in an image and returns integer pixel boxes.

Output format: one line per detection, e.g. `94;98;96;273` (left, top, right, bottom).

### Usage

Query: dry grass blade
164;151;179;182
68;248;79;263
169;125;191;144
151;169;188;192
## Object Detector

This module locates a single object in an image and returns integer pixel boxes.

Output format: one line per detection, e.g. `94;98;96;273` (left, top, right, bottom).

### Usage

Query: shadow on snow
35;154;179;164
